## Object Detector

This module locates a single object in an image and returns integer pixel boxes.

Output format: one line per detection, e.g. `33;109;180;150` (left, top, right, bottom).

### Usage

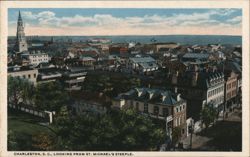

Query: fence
8;103;54;124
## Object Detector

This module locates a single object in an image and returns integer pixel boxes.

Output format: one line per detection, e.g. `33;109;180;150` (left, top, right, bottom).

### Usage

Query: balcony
148;113;173;122
65;72;87;78
40;73;62;79
65;78;85;84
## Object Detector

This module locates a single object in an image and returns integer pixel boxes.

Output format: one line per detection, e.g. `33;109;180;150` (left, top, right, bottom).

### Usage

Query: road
182;106;242;151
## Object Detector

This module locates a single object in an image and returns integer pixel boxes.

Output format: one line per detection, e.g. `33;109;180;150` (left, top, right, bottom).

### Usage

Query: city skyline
8;8;242;36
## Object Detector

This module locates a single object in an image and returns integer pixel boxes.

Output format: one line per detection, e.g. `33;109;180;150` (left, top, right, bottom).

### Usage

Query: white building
21;53;50;66
126;56;158;75
206;73;225;108
8;65;38;85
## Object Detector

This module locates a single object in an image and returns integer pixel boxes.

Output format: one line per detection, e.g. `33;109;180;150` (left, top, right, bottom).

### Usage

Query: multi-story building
8;65;38;85
224;71;238;110
126;56;158;75
172;71;225;120
21;52;50;66
112;88;187;139
62;67;87;91
37;66;62;84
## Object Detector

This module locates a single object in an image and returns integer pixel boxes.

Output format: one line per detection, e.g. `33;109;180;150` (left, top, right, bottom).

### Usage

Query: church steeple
15;11;28;53
18;10;22;21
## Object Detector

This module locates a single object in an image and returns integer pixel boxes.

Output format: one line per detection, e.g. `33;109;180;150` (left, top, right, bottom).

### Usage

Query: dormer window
162;95;166;102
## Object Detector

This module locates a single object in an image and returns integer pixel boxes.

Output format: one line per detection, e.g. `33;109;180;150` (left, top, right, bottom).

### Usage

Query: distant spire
18;10;22;21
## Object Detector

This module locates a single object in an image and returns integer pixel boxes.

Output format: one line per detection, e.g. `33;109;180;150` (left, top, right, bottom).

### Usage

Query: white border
0;1;249;157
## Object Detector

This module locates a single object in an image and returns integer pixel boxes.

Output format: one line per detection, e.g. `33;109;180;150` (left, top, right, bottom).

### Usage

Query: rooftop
116;88;183;106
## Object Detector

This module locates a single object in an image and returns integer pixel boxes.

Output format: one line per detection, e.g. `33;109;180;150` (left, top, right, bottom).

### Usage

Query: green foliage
55;109;166;151
8;76;33;105
200;104;217;129
34;81;70;112
83;72;141;97
172;127;182;147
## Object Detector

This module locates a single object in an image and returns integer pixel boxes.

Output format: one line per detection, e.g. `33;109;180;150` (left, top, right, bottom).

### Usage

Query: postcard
0;0;249;157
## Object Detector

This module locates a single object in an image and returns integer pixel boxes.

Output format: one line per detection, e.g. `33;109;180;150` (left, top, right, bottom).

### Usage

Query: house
37;66;62;84
224;71;238;111
62;67;87;91
181;53;211;64
21;52;50;66
8;65;38;85
172;71;225;121
112;88;187;139
79;56;96;66
126;56;158;75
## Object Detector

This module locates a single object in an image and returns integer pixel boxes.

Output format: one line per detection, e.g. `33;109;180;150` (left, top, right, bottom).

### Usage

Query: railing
65;78;85;84
41;73;62;79
66;72;87;78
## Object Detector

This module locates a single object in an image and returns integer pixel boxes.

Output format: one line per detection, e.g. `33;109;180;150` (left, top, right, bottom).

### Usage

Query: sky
8;8;242;36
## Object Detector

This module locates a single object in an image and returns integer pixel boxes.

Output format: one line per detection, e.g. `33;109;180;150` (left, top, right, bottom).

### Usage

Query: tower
15;11;28;53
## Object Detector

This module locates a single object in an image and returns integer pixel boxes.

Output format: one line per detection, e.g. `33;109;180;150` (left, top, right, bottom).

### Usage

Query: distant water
10;35;242;45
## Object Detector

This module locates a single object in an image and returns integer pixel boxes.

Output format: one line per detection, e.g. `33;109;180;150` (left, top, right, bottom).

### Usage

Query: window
153;106;159;115
34;74;36;78
28;74;31;79
176;107;179;113
130;101;133;107
175;119;178;126
162;108;168;117
144;103;148;113
136;102;139;111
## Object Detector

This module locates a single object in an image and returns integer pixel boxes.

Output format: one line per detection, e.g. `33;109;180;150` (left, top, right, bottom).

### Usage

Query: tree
34;81;70;112
172;127;182;148
54;109;166;151
8;76;33;106
8;130;18;150
200;104;217;129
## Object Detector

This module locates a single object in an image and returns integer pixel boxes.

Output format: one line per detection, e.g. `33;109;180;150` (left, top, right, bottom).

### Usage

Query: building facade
126;56;158;75
8;66;38;85
62;67;87;91
224;71;238;110
21;53;50;66
172;71;225;121
112;88;187;139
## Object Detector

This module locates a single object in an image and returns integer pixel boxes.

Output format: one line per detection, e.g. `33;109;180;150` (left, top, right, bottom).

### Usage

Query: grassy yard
8;109;56;136
8;109;57;151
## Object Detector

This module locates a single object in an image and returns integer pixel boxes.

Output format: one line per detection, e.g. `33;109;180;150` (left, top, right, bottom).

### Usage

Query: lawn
8;109;57;151
8;109;56;136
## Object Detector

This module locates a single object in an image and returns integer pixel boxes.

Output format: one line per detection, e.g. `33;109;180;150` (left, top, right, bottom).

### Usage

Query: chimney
171;71;179;85
176;94;181;101
174;87;178;93
162;95;166;102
